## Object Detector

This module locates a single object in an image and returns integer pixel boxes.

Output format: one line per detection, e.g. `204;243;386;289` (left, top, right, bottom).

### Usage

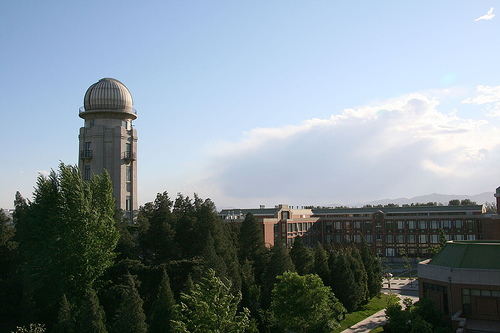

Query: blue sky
1;1;499;209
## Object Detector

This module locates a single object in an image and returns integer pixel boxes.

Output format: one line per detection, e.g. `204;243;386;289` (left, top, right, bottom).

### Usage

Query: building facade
418;241;500;324
78;78;138;220
221;200;500;258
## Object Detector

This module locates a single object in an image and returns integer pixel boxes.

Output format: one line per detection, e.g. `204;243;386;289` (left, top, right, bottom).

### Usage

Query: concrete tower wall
78;78;138;220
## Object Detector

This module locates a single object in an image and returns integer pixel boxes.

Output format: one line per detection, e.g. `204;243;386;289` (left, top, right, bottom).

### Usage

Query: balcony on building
123;151;136;163
80;150;93;159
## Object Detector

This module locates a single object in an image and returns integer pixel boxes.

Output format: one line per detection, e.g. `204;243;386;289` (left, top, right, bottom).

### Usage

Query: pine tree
261;240;295;309
238;213;268;284
110;273;148;333
347;246;368;303
360;238;382;298
329;249;360;312
290;236;313;275
52;294;75;333
149;269;176;333
79;288;107;333
313;242;330;285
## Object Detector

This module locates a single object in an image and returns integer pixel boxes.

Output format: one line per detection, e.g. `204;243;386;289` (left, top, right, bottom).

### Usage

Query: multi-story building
221;191;500;257
78;78;138;221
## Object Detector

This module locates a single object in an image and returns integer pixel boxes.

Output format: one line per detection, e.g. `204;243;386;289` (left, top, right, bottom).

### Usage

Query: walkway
341;278;418;333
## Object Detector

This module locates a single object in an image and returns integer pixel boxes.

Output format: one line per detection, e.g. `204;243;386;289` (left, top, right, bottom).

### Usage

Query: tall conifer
110;274;148;333
150;269;176;333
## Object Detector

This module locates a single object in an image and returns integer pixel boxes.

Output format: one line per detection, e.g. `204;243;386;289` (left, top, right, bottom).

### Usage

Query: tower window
126;196;132;211
84;165;91;180
126;166;131;181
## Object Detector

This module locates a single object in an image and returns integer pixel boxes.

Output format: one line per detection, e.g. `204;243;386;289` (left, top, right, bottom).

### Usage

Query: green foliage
271;272;345;332
261;240;295;309
79;288;108;333
110;273;148;333
360;238;382;298
237;213;269;284
313;242;330;284
15;164;119;324
171;269;250;333
11;323;46;333
290;236;313;275
52;295;76;333
149;268;176;333
330;248;362;312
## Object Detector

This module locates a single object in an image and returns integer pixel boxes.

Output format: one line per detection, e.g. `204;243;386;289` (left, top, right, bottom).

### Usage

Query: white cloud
474;7;495;21
462;85;500;117
197;90;500;207
37;170;50;176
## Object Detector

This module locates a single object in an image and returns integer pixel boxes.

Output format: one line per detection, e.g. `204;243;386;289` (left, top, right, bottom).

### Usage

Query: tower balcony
123;151;136;163
80;150;93;159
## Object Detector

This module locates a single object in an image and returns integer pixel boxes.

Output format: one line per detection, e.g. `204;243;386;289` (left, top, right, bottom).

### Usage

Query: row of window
323;219;479;231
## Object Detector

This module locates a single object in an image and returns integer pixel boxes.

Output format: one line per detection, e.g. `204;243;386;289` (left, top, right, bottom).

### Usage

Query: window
126;196;132;211
396;235;405;243
126;166;131;181
386;234;394;243
84;165;91;181
364;221;372;230
441;220;452;229
365;235;373;243
385;221;394;230
408;220;415;229
334;221;342;230
85;141;91;151
325;235;332;243
334;235;342;243
418;220;427;229
430;220;439;229
454;235;464;241
454;220;463;229
386;248;395;257
325;222;332;233
430;234;439;243
466;220;475;229
354;221;361;230
419;234;428;244
397;221;405;230
467;234;476;240
407;235;416;243
354;234;361;243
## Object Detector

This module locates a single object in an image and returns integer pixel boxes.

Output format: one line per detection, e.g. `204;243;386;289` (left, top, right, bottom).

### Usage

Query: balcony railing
80;150;92;159
123;151;136;162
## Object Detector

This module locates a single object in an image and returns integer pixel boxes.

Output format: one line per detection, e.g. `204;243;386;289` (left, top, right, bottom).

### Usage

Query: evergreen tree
261;240;295;309
149;269;176;333
202;232;228;279
137;192;178;265
238;213;268;283
290;236;313;275
52;294;75;333
79;288;107;333
347;246;369;303
110;273;148;333
360;238;382;298
329;249;360;312
313;242;330;285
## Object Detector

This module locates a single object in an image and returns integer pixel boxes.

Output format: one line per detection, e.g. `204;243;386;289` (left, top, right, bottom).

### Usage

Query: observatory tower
78;78;138;220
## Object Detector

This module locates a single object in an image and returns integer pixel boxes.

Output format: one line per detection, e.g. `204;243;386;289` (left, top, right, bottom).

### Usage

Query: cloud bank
186;88;500;208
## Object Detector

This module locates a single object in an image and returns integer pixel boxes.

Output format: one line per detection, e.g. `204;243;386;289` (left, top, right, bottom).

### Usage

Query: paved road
341;279;418;333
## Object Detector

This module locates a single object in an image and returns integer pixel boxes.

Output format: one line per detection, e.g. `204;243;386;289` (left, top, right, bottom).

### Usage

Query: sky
1;1;499;209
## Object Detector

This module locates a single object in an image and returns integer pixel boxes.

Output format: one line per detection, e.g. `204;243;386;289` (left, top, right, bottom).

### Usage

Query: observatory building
78;78;138;220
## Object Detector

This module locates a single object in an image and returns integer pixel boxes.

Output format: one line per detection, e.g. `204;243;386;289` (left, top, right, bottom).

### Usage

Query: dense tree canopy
271;272;345;333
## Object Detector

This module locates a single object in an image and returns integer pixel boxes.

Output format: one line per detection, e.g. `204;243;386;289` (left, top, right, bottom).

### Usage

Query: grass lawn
369;326;384;332
332;294;389;333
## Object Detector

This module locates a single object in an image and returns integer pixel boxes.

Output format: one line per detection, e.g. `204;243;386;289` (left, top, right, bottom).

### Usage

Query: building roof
428;241;500;269
312;205;484;216
83;78;134;113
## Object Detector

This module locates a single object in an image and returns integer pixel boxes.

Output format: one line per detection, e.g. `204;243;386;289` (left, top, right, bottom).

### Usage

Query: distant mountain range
340;191;495;208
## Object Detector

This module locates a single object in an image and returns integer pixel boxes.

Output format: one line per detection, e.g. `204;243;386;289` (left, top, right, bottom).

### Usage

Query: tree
15;164;119;323
52;295;76;333
149;268;176;333
448;199;460;206
347;246;368;303
261;240;295;309
171;269;250;333
312;243;330;285
329;249;361;312
238;213;268;284
460;199;476;206
270;272;345;333
79;288;107;333
290;236;313;275
360;238;382;298
137;192;178;265
110;273;148;333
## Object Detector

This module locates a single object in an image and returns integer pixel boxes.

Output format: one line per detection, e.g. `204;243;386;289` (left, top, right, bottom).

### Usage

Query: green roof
429;241;500;269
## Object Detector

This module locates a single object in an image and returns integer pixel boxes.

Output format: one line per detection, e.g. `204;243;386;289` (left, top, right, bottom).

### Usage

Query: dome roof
84;78;133;112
